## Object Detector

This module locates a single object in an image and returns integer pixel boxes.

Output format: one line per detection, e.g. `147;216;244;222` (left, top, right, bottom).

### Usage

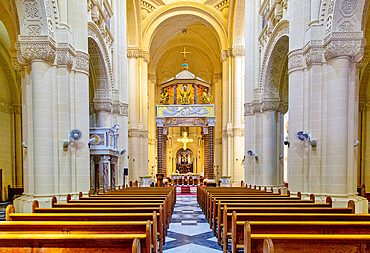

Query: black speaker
124;168;128;176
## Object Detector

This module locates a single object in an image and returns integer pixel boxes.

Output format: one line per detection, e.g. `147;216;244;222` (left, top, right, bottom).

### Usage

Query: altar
171;173;202;185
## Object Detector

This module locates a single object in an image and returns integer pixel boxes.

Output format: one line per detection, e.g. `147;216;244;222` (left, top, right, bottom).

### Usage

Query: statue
201;88;212;104
159;88;169;105
179;84;192;105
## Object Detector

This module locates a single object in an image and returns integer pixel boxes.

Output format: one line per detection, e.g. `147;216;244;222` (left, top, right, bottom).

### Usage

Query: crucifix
179;47;191;58
177;132;193;150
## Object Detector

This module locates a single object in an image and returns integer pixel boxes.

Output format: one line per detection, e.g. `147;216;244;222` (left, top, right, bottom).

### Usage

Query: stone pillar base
290;192;368;214
13;193;83;213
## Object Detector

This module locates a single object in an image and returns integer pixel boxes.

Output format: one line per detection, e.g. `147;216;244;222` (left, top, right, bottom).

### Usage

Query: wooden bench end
5;205;15;221
310;194;315;203
297;191;301;199
326;196;333;207
263;238;274;253
66;194;71;202
132;237;142;253
32;200;39;213
348;200;355;214
51;196;57;207
79;192;83;199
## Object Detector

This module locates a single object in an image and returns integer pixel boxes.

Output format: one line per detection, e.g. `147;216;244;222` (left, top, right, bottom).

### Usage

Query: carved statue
179;84;192;105
160;88;169;105
201;88;212;104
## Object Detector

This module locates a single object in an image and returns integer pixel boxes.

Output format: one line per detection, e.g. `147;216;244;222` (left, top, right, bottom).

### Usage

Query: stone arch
227;0;245;48
88;22;113;94
15;0;59;39
259;20;289;96
127;0;142;48
263;35;289;104
331;0;366;33
142;3;227;52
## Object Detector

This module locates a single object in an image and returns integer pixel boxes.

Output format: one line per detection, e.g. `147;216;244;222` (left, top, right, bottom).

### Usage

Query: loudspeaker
124;168;128;176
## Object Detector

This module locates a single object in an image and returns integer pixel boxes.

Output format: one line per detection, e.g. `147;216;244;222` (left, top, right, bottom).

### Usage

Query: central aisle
163;194;223;253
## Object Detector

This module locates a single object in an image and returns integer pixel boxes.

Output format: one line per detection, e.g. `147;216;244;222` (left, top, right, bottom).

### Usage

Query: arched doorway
176;148;194;174
0;17;22;200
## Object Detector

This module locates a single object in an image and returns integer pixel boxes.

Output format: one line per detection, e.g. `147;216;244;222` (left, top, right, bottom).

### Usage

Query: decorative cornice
244;98;282;116
75;51;89;74
129;129;148;138
324;32;364;62
16;35;56;65
112;101;128;116
140;50;150;63
288;49;305;73
156;118;165;127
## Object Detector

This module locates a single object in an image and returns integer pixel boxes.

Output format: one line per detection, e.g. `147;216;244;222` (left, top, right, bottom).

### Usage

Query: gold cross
177;132;193;150
179;47;191;58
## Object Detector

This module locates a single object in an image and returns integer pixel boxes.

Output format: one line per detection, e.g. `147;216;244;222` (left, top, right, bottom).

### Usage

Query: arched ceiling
149;15;221;85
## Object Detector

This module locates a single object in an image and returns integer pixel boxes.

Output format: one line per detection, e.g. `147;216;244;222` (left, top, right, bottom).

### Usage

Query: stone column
156;119;165;175
221;51;229;177
94;102;112;127
100;155;110;192
174;84;178;105
231;47;245;183
208;126;215;180
203;127;209;178
90;156;95;192
111;157;117;190
193;84;197;104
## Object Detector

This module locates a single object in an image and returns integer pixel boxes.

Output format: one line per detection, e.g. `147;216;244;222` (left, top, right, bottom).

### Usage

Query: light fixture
247;150;258;159
354;140;360;147
296;131;317;148
63;129;82;149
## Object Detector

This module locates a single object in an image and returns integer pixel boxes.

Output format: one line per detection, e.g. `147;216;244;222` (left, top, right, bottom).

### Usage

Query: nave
163;194;222;252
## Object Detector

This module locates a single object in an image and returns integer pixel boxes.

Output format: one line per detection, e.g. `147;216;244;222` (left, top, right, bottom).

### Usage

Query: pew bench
0;233;143;253
232;220;370;253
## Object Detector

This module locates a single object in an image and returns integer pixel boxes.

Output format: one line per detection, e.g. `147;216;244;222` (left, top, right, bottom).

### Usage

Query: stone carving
341;0;358;16
156;119;165;127
244;103;253;116
303;42;323;68
94;101;113;113
127;49;140;58
324;32;364;61
56;43;76;69
121;103;128;116
339;21;354;31
231;46;245;57
75;51;89;73
161;106;210;117
288;49;305;72
207;118;216;127
27;25;41;35
25;1;39;19
17;36;56;64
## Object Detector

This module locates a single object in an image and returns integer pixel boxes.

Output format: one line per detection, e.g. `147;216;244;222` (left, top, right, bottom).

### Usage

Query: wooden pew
51;198;170;233
220;200;356;250
210;195;313;229
0;234;143;252
233;217;370;253
6;205;160;252
246;232;370;253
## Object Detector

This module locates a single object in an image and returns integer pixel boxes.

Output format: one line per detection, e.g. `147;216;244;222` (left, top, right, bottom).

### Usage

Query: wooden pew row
210;195;314;232
234;217;370;253
199;188;287;215
198;186;286;212
205;192;293;221
0;234;143;253
6;205;161;252
247;233;370;253
77;193;175;217
52;198;171;234
220;200;356;250
32;200;167;250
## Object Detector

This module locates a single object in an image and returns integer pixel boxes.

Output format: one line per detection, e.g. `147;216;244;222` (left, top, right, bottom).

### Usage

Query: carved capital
288;49;305;73
303;41;324;68
324;32;365;62
12;104;22;114
112;101;129;116
127;48;139;58
230;46;245;57
56;43;76;69
244;103;253;116
221;50;228;62
156;118;165;127
75;51;89;73
207;118;216;126
121;103;128;117
140;50;150;63
94;100;113;112
261;99;280;111
16;35;56;65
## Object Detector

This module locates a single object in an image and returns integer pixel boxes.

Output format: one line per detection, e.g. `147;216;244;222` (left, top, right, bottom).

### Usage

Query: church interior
0;0;369;252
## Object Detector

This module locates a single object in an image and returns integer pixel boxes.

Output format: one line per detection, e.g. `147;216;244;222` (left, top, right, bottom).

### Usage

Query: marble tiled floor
163;195;222;253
